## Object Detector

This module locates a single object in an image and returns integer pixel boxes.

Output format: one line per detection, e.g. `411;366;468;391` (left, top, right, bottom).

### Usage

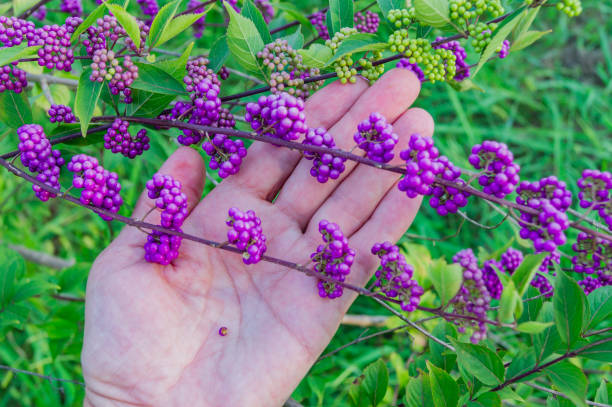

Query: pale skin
82;69;434;406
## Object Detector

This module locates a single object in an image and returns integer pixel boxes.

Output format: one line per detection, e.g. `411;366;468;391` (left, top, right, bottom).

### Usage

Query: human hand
82;69;434;407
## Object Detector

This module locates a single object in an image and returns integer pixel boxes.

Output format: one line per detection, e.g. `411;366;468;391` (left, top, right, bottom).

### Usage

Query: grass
0;0;610;405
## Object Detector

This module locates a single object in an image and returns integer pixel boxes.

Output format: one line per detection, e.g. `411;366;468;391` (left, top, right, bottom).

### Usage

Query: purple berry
0;64;28;94
309;11;329;40
354;11;379;33
48;104;76;123
469;140;520;199
245;92;307;142
203;134;247;178
303;127;346;183
577;169;612;230
354;112;399;163
396;58;425;82
398;134;443;198
226;207;267;265
429;156;470;216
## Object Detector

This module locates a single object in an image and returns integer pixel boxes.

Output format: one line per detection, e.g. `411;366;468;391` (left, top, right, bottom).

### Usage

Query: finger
115;147;206;245
305;108;434;241
274;69;422;230
221;78;369;201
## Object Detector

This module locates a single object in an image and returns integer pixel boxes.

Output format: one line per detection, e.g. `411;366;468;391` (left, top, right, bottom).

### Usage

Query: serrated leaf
156;42;194;81
516;321;554;334
326;33;389;66
427;361;459;407
533;303;563;363
467;392;501;407
553;270;587;347
428;259;462;306
510;30;551;52
70;3;106;43
473;7;525;77
429;322;457;371
362;360;389;406
450;339;505;386
586;286;612;330
579;340;612;363
105;4;142;50
512;253;547;296
544;361;587;407
282;26;304;50
0;91;32;129
405;373;434;407
208;36;229;72
506;351;536;383
131;63;187;95
241;0;272;44
328;0;354;35
377;0;404;19
75;70;104;137
0;44;41;66
413;0;450;28
299;44;333;68
226;4;265;74
147;0;182;48
158;11;209;47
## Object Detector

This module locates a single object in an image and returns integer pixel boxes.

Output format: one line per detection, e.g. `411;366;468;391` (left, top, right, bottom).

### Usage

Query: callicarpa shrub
0;0;610;406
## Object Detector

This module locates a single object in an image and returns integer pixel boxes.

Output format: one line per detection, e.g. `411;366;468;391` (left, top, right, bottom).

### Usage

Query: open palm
82;69;434;407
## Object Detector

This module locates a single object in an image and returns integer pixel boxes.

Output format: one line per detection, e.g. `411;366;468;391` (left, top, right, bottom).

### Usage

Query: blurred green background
0;0;610;405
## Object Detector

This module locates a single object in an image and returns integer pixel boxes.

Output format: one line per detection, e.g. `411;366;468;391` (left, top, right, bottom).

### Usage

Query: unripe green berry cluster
387;8;416;28
325;27;358;51
359;51;385;84
556;0;582;17
326;28;359;84
468;22;496;53
449;0;504;25
391;34;458;83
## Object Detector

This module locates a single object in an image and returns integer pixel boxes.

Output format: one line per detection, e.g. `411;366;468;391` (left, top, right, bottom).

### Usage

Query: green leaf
157;11;209;47
405;373;434;407
209;36;230;72
105;4;142;50
298;44;333;68
595;380;610;404
125;90;176;117
12;279;60;302
377;0;405;19
12;0;38;16
74;70;104;137
427;361;459;407
450;339;505;386
428;259;462;306
131;63;187;95
0;91;32;129
241;0;272;44
71;3;107;43
553;270;587;347
533;303;563;363
0;43;41;67
473;7;525;77
156;42;194;81
226;4;265;74
512;253;547;296
544;361;587;407
516;321;554;334
586;286;612;330
362;360;389;406
328;0;354;35
0;3;12;15
274;3;315;36
520;285;543;324
467;392;501;407
496;387;524;403
498;279;519;323
147;0;182;48
282;26;304;50
579;339;612;363
326;33;389;66
506;351;536;384
511;30;551;52
413;0;451;28
513;6;540;41
429;322;457;370
449;79;484;92
0;246;24;305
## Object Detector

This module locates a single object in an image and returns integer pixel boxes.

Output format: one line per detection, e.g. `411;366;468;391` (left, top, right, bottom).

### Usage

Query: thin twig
18;0;53;19
341;314;389;327
26;73;78;87
523;382;612;407
0;364;84;386
0;241;75;270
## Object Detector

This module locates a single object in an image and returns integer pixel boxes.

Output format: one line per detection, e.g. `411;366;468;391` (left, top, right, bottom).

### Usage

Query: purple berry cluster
499;247;553;297
572;232;611;274
187;0;213;38
219;66;230;80
303;127;346;183
67;154;122;220
469;140;520;199
398;134;442;198
48;104;76;123
434;38;470;81
203;134;247;178
178;76;221;146
255;0;275;23
310;11;329;40
0;17;35;48
33;7;47;21
311;220;355;299
60;0;83;17
482;259;503;300
28;23;74;72
577;169;612;230
429;156;470;216
144;174;189;265
104;119;150;159
396;58;425;82
517;176;572;212
0;64;28;94
354;11;380;33
245;92;307;142
226;208;267;265
451;249;491;343
371;242;424;311
498;39;510;59
517;199;569;253
17;124;65;202
137;0;159;22
578;276;603;295
354;112;399;163
90;50;139;103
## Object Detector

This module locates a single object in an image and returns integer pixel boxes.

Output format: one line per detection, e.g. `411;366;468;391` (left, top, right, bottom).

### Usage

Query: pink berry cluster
104;119;150;159
371;242;423;312
311;220;355;299
302;127;346;183
354;112;399;163
144;174;188;265
451;249;491;343
398;133;442;198
429;156;470;216
202;134;247;178
184;57;221;94
67;154;123;220
0;17;35;47
396;58;425;82
245;92;307;142
309;11;329;40
17;124;65;202
28;23;74;72
48;104;76;123
0;64;28;93
60;0;83;17
255;0;275;23
354;11;380;33
577;169;612;230
226;208;267;265
434;38;470;81
469;140;520;199
90;49;139;103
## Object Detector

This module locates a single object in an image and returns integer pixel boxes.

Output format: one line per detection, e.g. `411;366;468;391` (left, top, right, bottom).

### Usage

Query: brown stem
18;0;53;19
